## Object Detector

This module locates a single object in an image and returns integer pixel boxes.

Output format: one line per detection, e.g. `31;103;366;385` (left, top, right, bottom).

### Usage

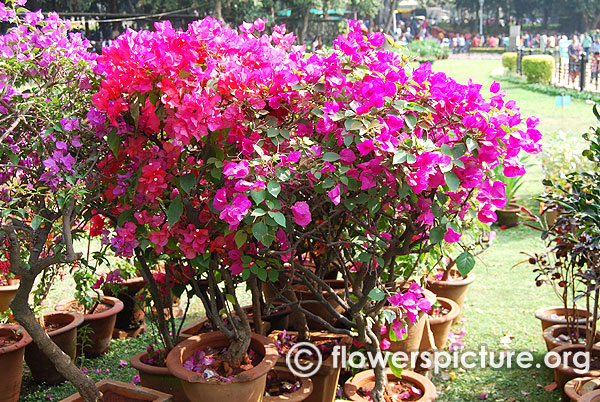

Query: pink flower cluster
386;283;432;340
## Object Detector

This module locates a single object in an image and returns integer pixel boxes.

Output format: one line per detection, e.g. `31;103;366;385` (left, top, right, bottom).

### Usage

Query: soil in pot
166;331;278;402
264;367;313;402
179;306;271;342
344;368;436;402
543;324;600;352
104;277;147;338
564;376;600;402
0;324;33;402
25;311;84;384
59;379;173;402
130;348;190;402
429;297;460;350
270;330;351;402
534;306;592;331
426;270;474;322
55;296;124;357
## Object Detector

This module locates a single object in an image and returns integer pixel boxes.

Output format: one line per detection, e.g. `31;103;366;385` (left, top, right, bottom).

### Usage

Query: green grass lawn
20;58;596;401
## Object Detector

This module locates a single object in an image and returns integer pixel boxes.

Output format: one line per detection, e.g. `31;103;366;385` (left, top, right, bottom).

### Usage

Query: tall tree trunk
213;0;223;21
11;276;102;402
300;5;311;45
384;0;397;33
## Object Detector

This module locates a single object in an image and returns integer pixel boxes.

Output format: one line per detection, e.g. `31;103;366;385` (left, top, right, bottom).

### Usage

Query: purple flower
291;202;311;227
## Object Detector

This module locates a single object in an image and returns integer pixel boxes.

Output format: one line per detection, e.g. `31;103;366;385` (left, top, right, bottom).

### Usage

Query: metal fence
515;48;600;93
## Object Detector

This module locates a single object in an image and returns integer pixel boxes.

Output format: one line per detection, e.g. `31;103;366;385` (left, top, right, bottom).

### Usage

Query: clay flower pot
0;279;19;314
384;289;437;353
580;390;600;402
264;367;313;402
130;349;190;402
548;344;600;392
0;324;32;402
293;280;348;330
104;276;147;338
564;376;600;402
344;368;436;402
269;330;351;402
495;202;521;228
426;273;474;321
166;331;278;402
179;305;271;343
543;324;600;352
59;379;173;401
55;296;124;357
429;297;460;350
25;311;84;384
534;306;592;331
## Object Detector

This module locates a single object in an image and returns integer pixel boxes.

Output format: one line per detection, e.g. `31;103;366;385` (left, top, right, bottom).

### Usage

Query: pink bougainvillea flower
219;194;251;230
223;161;250;179
357;140;376;156
339;148;356;165
213;189;228;210
328;184;341;205
490;81;501;93
444;227;462;243
291;201;312;227
380;338;391;351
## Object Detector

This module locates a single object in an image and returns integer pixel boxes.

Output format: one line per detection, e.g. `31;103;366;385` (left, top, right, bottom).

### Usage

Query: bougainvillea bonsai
0;1;106;400
92;16;540;402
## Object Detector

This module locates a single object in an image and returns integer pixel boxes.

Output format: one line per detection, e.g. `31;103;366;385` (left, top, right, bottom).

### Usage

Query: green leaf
168;196;184;228
268;269;279;282
344;119;357;130
393;150;407;165
440;144;453;156
444;172;460;192
256;268;268;282
180;173;196;194
225;294;236;304
451;143;467;159
429;226;444;244
368;288;386;301
343;135;353;147
252;222;274;246
31;215;42;231
322;152;340;162
251;208;267;217
388;356;404;379
269;211;286;227
267;181;281;197
251;190;266;205
405;114;417;131
456;251;475;277
234;231;248;248
107;130;120;156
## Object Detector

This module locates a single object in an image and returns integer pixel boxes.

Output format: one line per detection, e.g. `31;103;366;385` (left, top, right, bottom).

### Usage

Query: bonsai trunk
11;275;102;402
366;331;387;402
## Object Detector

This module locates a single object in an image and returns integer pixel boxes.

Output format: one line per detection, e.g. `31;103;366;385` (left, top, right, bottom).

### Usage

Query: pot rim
130;349;171;376
264;366;313;402
426;272;475;287
0;282;19;291
549;344;600;376
268;330;352;367
0;324;32;355
429;297;460;325
497;202;521;213
564;376;600;401
534;306;592;324
55;296;124;321
579;389;600;402
292;279;349;295
166;330;278;384
42;311;85;338
344;368;436;402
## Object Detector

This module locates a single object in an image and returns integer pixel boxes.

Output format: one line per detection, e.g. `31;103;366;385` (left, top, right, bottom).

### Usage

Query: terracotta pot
543;324;600;352
429;297;460;350
495;202;521;227
104;277;147;338
384;289;437;354
0;324;32;402
264;367;313;402
269;330;351;402
426;273;474;321
534;307;592;331
548;344;600;392
293;280;348;330
564;376;600;402
344;368;436;402
262;303;292;332
55;296;124;357
24;311;84;384
166;331;278;402
179;306;271;343
59;379;173;401
580;390;600;402
130;350;189;402
0;281;19;313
